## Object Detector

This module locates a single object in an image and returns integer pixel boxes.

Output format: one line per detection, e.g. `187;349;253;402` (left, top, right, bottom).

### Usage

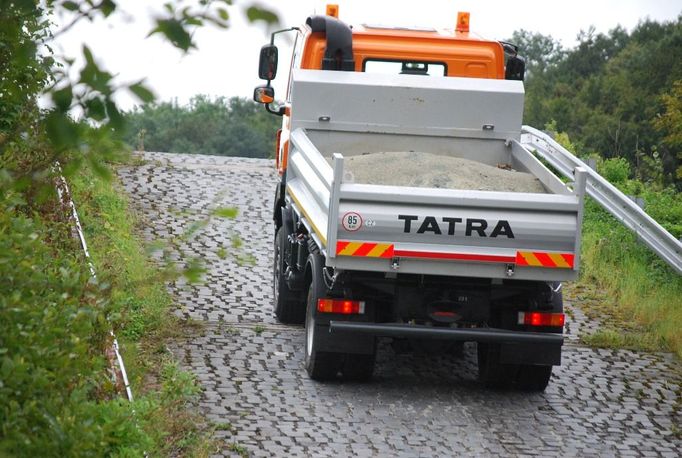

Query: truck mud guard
306;15;355;71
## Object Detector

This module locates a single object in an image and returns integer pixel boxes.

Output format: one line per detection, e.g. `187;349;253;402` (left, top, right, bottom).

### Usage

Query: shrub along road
118;152;681;457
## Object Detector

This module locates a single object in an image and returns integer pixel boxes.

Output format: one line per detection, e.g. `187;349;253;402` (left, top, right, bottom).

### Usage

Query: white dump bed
284;70;586;281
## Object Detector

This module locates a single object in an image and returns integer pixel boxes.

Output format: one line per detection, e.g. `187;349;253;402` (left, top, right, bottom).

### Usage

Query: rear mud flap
315;323;375;355
499;342;562;366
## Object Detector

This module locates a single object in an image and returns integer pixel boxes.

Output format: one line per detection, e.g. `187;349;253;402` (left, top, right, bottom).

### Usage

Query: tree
2;0;279;179
509;30;565;78
123;96;280;158
653;80;682;179
515;15;682;187
0;1;279;454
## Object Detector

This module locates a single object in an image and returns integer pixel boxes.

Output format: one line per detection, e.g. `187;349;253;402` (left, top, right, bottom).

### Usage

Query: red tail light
518;311;565;327
317;299;365;314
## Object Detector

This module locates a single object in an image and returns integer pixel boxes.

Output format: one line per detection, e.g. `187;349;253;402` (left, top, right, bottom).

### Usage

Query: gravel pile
337;151;546;193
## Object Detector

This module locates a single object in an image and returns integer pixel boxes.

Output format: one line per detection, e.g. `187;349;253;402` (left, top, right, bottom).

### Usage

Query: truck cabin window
363;60;446;76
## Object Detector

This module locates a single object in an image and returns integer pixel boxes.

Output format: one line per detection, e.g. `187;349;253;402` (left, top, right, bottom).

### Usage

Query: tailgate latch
505;263;515;277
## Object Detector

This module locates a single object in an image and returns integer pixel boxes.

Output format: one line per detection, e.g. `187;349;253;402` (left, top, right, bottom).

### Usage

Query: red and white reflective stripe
393;249;515;264
516;251;575;269
336;241;575;269
317;299;366;314
336;241;394;258
518;311;565;327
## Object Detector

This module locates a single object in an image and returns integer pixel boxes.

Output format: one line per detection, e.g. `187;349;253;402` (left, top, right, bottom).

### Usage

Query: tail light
518;311;565;327
317;299;365;314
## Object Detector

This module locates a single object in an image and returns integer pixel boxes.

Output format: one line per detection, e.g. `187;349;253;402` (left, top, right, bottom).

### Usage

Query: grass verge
567;196;682;357
65;160;218;455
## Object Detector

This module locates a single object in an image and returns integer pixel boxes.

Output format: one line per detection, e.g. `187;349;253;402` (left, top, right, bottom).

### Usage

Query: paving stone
119;152;682;457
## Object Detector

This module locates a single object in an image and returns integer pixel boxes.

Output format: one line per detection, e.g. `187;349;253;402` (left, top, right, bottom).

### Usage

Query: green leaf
45;111;79;150
82;44;95;66
183;258;206;283
79;46;114;94
185;17;203;27
213;207;238;219
62;156;84;178
52;85;73;113
217;8;229;21
145;240;166;255
245;6;278;25
61;1;80;12
87;154;113;181
100;0;116;17
182;220;209;240
149;19;193;51
84;97;106;121
105;100;124;130
129;82;155;104
231;234;242;249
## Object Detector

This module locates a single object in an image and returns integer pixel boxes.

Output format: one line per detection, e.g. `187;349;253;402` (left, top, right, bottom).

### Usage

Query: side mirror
505;55;525;81
258;44;278;80
253;86;275;104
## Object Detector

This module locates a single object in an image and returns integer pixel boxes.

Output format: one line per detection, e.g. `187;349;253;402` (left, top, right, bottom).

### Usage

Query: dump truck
253;6;587;391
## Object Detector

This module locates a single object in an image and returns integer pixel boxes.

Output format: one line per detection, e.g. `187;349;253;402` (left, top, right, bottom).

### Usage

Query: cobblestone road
119;152;681;457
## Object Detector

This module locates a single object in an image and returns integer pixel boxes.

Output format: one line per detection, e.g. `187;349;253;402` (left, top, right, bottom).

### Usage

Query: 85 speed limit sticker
341;212;362;232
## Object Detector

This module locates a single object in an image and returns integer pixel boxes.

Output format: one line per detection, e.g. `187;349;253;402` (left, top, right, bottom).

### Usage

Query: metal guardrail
54;163;135;401
521;125;682;275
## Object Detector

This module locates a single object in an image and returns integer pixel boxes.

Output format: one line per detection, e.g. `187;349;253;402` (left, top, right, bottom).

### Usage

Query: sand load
334;151;547;193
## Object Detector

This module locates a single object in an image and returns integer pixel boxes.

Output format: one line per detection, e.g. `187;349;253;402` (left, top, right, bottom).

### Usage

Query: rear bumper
328;321;564;345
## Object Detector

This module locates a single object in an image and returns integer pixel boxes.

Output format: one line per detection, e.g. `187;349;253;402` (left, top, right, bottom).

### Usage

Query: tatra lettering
396;215;515;239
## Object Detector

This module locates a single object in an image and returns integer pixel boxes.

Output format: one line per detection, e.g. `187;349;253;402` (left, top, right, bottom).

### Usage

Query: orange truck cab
253;6;525;176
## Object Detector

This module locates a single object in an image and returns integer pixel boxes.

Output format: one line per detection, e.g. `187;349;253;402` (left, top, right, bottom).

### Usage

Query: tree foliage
0;0;278;454
124;96;281;158
513;15;682;187
0;1;52;134
653;80;682;179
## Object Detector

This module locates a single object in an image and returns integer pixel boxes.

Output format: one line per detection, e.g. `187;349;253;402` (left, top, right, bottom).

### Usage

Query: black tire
477;343;518;389
510;283;560;391
477;345;553;391
511;282;559;391
341;354;375;382
304;253;341;380
273;227;304;324
516;364;553;392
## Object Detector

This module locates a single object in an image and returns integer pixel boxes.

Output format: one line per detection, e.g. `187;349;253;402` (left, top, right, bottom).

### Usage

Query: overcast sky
51;0;682;111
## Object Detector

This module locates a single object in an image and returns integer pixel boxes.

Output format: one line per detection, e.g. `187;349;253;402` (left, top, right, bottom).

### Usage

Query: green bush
0;183;147;455
123;96;281;158
598;157;630;184
0;163;215;455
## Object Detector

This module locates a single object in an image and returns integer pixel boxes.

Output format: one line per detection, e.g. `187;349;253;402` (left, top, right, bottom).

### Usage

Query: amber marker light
326;4;339;18
456;12;470;33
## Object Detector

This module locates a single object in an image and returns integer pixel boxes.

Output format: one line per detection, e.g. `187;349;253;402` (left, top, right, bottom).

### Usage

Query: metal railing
520;125;682;275
54;163;135;401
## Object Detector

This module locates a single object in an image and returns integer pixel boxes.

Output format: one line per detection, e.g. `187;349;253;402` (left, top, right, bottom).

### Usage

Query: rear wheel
304;253;342;380
513;284;561;391
478;285;562;391
342;352;375;382
477;343;517;389
273;227;304;324
516;364;553;391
